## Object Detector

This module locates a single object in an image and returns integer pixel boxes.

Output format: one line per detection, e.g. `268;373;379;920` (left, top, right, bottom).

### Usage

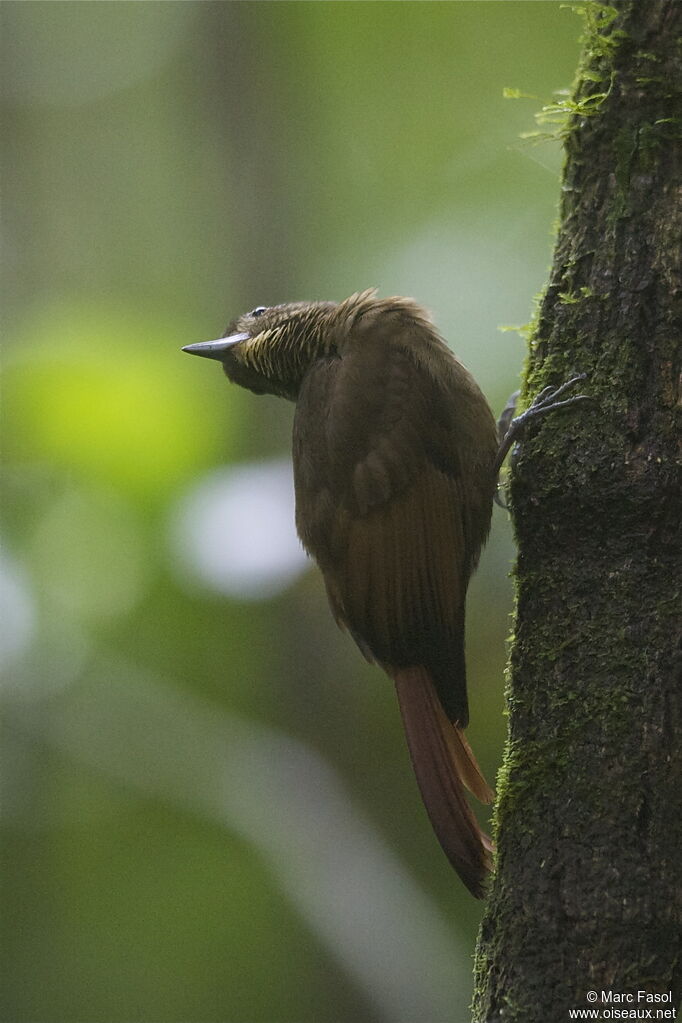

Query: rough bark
473;3;681;1020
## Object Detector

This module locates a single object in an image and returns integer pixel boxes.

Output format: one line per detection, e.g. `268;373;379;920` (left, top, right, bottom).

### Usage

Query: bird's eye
250;306;267;318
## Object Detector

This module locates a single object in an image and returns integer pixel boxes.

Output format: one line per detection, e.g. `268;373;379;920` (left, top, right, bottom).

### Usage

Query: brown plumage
183;290;499;897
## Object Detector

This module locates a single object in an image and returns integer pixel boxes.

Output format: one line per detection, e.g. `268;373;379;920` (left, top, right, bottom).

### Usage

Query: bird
183;289;499;897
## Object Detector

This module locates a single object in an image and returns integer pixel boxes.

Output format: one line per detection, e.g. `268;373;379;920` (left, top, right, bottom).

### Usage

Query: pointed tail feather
393;667;493;898
442;708;495;805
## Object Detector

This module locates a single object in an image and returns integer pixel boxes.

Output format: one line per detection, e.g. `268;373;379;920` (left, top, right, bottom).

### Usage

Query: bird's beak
182;333;249;360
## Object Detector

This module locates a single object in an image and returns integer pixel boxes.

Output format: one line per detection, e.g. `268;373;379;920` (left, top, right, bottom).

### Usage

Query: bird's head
182;299;339;401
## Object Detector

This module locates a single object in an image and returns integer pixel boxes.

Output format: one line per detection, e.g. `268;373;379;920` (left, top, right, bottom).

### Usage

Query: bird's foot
494;373;592;507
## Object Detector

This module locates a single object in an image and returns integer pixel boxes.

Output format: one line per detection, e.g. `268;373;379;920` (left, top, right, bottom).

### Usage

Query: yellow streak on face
242;327;284;380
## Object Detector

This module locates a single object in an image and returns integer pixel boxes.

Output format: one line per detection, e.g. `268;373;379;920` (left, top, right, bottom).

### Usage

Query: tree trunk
473;2;681;1019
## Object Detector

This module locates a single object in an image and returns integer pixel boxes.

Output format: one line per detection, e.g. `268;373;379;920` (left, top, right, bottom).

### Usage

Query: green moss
633;51;660;63
518;81;613;143
504;0;623;147
502;87;537;101
498;321;534;340
565;1;625;62
557;286;598;304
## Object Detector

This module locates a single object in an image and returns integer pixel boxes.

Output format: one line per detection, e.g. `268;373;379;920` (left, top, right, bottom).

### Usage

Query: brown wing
292;323;495;726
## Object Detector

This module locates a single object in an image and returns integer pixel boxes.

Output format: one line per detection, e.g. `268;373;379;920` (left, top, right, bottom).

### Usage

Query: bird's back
292;298;497;725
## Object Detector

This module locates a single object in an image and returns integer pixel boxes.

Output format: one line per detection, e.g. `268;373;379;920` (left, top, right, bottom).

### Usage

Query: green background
1;3;580;1021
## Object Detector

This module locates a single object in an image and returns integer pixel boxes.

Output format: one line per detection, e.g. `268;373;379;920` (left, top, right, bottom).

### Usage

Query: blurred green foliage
1;3;580;1022
3;306;229;497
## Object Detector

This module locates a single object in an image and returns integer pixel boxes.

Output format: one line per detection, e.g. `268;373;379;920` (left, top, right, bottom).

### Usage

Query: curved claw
493;483;510;510
527;373;588;412
494;373;592;491
496;389;520;445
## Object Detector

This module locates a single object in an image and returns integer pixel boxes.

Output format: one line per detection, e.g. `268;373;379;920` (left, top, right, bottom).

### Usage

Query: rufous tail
393;667;494;898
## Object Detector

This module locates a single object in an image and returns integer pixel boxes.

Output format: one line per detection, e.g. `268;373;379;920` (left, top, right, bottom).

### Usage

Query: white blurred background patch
169;458;310;601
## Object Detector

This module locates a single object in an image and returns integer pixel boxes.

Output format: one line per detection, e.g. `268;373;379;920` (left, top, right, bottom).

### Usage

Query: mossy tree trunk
473;3;681;1019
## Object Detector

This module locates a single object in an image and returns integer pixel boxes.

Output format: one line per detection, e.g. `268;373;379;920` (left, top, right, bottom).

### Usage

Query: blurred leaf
2;304;233;500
